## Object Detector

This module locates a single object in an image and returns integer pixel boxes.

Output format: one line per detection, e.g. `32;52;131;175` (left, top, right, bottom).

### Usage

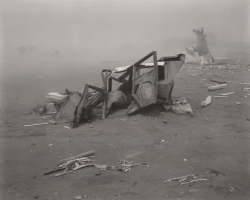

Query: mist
1;0;250;62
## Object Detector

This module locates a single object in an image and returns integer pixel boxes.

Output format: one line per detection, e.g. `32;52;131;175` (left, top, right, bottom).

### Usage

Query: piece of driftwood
219;92;234;96
24;123;48;127
210;78;226;84
213;96;228;98
179;178;208;185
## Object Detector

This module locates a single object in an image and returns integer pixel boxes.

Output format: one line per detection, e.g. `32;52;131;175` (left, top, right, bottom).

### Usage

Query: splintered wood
164;174;208;186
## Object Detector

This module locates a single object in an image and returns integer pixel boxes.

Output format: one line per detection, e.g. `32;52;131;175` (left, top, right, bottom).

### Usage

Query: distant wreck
185;27;214;65
38;51;191;129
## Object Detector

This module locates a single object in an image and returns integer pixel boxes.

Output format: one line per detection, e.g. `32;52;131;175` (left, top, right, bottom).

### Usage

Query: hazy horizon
1;0;250;61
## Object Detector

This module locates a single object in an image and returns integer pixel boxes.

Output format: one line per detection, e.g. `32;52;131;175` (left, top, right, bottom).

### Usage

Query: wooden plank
102;70;108;119
133;51;155;66
71;84;89;128
131;51;158;108
57;150;95;165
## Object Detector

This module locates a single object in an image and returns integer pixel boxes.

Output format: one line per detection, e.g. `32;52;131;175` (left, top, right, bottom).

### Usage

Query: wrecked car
43;51;186;128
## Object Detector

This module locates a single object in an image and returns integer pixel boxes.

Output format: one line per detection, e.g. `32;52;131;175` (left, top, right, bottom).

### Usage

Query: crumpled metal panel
55;93;81;122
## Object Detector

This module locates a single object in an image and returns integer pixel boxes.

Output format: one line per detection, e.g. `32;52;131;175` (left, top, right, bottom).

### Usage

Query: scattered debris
214;72;233;79
200;96;212;107
210;185;240;199
190;72;203;77
243;88;250;91
44;112;57;115
207;168;225;176
226;66;237;70
27;51;188;128
236;102;241;105
24;123;48;127
170;97;193;116
205;65;227;70
208;84;227;91
120;118;128;121
204;117;212;124
24;120;68;127
164;174;208;185
213;96;228;98
189;189;199;192
64;126;70;129
58;150;95;165
219;92;234;96
239;83;250;85
224;186;240;199
54;157;94;177
94;164;107;170
46;92;68;101
116;160;150;173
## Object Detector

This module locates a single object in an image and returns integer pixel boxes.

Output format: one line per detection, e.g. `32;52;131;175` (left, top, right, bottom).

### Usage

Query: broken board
54;93;81;122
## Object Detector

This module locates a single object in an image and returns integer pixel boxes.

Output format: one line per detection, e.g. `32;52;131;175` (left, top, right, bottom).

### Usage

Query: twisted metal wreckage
49;51;187;128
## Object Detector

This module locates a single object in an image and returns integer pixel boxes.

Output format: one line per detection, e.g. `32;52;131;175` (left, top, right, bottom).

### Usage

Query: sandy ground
0;54;250;200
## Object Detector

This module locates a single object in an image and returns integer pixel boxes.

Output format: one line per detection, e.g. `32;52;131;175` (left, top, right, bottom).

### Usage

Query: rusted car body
110;51;185;114
70;51;185;128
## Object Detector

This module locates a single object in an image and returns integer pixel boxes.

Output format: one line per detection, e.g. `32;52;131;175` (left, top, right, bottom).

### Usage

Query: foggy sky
1;0;249;60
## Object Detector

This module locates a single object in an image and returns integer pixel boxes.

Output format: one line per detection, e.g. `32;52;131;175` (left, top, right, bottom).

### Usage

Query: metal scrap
243;88;250;91
119;160;150;168
45;153;149;177
214;73;233;79
213;96;228;98
190;72;203;77
24;119;68;127
239;83;250;85
24;123;48;127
